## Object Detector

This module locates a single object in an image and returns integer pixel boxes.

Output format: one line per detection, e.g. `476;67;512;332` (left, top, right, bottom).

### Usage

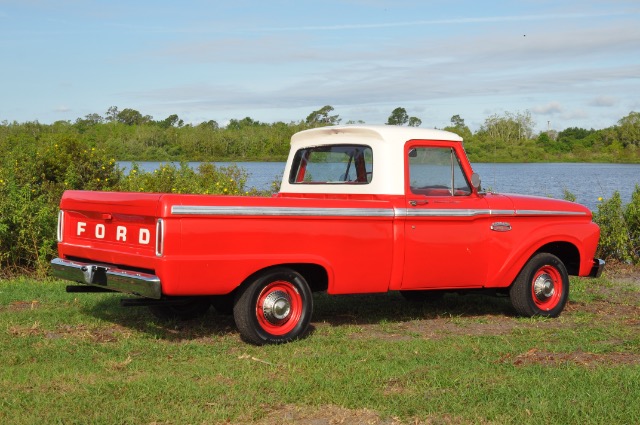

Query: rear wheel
510;253;569;317
233;268;313;345
148;297;211;321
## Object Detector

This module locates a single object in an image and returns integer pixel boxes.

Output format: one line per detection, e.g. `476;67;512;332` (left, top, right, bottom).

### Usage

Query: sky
1;0;639;133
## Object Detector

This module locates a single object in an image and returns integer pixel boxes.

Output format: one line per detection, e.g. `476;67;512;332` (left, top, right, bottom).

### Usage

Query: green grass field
1;272;639;425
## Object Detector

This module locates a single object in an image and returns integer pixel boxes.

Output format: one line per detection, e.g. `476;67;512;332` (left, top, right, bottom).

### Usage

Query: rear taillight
155;219;164;257
57;210;64;242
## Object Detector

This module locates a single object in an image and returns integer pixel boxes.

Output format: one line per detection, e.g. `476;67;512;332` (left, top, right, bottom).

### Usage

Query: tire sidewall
235;268;313;345
512;253;569;317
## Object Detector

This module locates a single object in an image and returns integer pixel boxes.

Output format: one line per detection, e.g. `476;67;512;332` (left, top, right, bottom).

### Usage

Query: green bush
0;134;122;276
116;162;255;196
624;185;640;261
594;188;640;264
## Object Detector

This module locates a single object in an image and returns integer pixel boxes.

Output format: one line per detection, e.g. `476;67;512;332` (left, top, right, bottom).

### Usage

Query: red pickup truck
51;125;604;344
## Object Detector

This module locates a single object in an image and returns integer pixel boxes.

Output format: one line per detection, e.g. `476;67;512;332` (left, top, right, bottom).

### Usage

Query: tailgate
57;190;164;266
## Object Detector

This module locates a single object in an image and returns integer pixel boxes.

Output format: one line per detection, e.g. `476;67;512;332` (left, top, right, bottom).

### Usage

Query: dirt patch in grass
8;322;133;343
246;404;465;425
4;300;41;311
499;348;640;367
603;260;640;288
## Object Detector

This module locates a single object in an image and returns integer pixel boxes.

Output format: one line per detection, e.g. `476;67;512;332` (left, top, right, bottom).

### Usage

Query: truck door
401;143;490;289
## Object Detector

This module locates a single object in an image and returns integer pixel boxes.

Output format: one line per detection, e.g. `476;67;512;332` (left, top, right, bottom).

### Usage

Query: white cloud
589;96;618;107
248;11;631;33
561;109;589;120
532;102;563;115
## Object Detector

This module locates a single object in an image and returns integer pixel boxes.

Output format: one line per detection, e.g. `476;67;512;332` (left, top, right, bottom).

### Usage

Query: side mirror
471;173;481;191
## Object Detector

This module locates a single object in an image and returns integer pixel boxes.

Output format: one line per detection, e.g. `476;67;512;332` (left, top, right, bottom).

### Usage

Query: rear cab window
289;144;373;184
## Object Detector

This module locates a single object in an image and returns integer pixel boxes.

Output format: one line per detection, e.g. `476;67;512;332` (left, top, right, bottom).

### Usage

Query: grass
1;273;639;424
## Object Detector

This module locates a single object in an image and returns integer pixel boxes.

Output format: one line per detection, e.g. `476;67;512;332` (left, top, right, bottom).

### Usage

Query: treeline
1;106;639;163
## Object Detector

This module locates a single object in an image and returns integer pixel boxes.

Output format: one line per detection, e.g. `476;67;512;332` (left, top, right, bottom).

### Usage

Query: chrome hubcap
533;273;555;300
262;290;291;325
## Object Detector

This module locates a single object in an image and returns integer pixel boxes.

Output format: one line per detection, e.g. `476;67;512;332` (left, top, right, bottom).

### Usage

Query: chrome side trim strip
515;210;588;216
403;209;493;217
171;205;586;218
171;205;395;217
399;208;585;218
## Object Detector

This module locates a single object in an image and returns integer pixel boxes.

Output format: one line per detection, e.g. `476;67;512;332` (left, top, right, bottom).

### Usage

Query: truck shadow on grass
82;291;516;343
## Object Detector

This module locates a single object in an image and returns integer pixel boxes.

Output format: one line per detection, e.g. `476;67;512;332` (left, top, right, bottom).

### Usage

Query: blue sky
1;0;638;132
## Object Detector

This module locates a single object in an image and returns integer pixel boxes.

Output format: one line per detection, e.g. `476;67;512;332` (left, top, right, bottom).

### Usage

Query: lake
118;161;640;211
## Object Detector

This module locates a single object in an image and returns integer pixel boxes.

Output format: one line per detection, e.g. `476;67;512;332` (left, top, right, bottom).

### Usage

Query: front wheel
510;253;569;317
233;268;313;345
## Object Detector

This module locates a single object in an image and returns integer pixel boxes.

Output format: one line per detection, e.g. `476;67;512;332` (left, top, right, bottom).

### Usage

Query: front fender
486;219;600;288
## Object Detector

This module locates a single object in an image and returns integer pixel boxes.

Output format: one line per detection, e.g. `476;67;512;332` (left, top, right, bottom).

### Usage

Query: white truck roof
280;125;464;196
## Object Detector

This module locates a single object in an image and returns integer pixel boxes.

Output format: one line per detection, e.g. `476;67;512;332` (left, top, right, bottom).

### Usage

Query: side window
408;147;471;196
289;145;373;184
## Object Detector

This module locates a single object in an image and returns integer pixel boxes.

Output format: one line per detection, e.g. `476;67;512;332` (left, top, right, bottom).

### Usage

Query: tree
386;107;421;127
227;117;261;130
450;114;465;128
444;114;472;139
408;117;422;127
159;114;183;128
105;106;119;122
386;107;409;126
480;111;534;144
117;108;151;126
305;106;341;126
617;111;640;147
74;113;104;131
198;120;219;130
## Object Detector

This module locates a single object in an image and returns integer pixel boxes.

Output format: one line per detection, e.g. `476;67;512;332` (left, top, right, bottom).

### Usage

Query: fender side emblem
491;222;512;232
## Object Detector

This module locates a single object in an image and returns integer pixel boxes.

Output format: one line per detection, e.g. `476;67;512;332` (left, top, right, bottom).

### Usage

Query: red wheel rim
531;265;563;311
255;280;303;336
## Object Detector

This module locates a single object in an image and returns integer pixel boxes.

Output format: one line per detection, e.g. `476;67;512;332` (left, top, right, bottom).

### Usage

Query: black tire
148;297;211;321
399;290;445;302
233;267;313;345
510;253;569;317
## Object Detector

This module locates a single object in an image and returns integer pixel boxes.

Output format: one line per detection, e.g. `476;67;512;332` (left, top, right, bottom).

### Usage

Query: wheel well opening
536;242;580;275
286;263;329;292
240;263;329;293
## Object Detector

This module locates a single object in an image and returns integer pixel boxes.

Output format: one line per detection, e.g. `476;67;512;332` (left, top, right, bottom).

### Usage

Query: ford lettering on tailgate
68;211;155;248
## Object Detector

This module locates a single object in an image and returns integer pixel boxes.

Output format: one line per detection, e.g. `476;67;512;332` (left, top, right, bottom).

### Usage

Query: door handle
409;200;429;206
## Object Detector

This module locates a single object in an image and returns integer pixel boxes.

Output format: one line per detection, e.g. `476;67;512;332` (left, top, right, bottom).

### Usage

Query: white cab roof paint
280;125;464;196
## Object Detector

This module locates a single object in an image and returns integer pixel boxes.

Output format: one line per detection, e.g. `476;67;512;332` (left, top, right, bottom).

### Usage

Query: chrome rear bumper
589;258;605;278
50;258;162;299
